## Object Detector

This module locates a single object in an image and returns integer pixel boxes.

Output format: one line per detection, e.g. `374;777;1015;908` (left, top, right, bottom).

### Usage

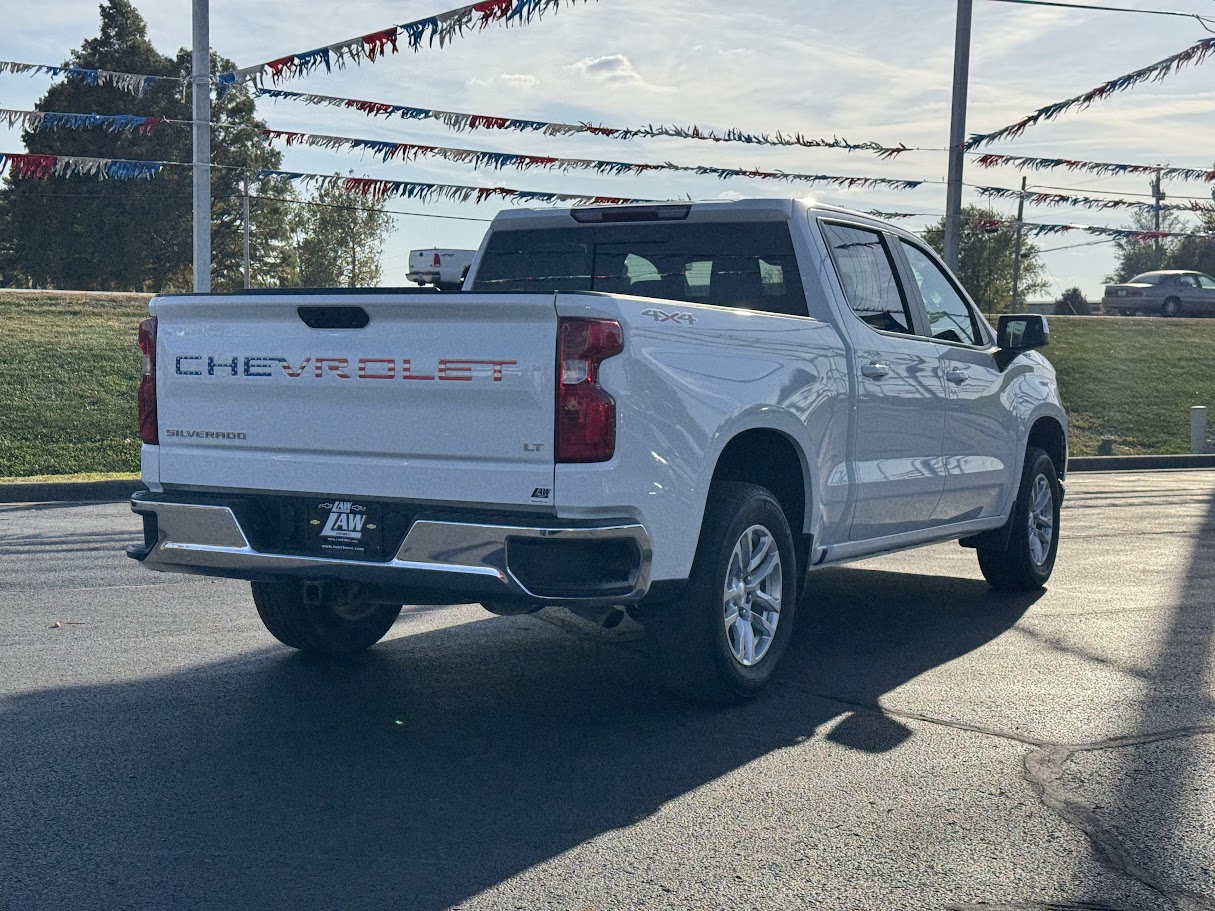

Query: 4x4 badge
641;308;696;326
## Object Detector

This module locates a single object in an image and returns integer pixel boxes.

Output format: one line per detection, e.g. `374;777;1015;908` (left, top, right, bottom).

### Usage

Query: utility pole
349;236;357;288
1011;175;1027;311
943;0;973;271
191;0;211;293
1151;171;1165;268
241;175;251;289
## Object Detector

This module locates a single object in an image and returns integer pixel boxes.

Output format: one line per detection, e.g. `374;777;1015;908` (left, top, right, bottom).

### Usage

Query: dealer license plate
308;498;383;559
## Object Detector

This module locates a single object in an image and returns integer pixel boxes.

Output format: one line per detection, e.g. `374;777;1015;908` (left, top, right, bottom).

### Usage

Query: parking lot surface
1;472;1212;911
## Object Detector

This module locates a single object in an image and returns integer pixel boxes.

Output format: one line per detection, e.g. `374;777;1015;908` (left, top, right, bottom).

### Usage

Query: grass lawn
0;291;150;477
1049;315;1215;456
0;294;1212;479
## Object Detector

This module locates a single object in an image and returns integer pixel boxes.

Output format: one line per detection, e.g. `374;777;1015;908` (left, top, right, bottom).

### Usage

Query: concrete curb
1068;454;1215;472
0;479;146;504
1;456;1213;503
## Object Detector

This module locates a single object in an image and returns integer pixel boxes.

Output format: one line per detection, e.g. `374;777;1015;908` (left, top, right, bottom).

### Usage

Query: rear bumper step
129;493;652;607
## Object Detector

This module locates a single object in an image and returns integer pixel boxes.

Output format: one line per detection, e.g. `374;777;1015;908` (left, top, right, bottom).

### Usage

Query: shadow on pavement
0;564;1040;910
1083;490;1215;906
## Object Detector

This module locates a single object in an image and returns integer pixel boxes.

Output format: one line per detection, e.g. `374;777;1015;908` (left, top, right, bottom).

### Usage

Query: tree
1054;286;1090;316
922;206;1048;313
0;0;298;291
296;179;395;288
1104;208;1186;284
1165;181;1215;278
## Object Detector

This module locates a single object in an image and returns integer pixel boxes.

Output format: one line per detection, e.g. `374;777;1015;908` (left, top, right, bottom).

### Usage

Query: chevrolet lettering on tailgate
174;356;518;381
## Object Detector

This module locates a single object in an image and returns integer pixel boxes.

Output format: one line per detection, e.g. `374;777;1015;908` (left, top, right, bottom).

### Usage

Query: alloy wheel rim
1027;474;1054;567
723;524;783;667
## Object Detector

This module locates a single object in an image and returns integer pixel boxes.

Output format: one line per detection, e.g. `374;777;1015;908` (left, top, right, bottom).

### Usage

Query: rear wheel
252;580;402;653
1162;297;1181;317
977;448;1060;591
648;482;798;703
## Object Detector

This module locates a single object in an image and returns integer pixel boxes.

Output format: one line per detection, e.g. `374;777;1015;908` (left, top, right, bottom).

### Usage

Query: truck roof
488;197;895;231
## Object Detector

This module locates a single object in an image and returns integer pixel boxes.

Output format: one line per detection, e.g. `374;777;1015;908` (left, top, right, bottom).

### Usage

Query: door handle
946;367;969;385
861;362;890;380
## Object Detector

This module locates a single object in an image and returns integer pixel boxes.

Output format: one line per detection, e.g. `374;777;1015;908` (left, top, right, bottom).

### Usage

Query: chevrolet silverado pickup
128;199;1067;701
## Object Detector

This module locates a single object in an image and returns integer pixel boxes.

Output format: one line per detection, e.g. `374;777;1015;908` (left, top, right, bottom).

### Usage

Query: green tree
1164;181;1215;278
922;206;1048;313
1104;208;1186;284
1054;286;1090;316
0;0;298;291
296;179;394;288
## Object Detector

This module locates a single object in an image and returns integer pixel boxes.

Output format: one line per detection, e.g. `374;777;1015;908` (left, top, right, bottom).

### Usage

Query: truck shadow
0;564;1038;910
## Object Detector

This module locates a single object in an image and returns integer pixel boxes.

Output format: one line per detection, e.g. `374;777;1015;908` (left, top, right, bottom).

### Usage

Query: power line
1038;237;1118;252
252;193;492;222
981;0;1215;29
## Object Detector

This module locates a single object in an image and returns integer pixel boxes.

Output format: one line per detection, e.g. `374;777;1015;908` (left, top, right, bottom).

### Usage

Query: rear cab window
472;221;808;317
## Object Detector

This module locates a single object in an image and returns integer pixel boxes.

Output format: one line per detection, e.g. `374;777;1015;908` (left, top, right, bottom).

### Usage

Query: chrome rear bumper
129;493;652;607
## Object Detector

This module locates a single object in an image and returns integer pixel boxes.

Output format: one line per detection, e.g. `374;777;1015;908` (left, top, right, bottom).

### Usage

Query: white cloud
568;54;650;88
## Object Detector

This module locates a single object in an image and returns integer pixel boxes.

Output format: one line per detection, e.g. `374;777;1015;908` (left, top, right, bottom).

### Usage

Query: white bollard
1192;406;1208;455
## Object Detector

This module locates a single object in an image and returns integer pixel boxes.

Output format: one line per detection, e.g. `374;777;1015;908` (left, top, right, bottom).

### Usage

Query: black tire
251;580;402;653
977;448;1061;591
648;482;798;703
1162;297;1181;317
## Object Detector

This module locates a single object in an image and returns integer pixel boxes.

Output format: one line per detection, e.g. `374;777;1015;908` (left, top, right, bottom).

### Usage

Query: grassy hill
0;293;1212;479
1048;315;1215;456
0;291;150;478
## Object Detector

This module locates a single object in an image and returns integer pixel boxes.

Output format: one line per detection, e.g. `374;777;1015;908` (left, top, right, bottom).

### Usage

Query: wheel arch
708;427;811;545
1027;414;1067;480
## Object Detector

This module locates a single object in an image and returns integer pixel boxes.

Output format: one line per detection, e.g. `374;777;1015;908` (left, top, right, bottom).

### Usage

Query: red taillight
556;318;623;463
137;316;158;445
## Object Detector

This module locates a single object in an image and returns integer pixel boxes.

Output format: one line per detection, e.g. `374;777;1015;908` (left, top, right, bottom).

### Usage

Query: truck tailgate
152;292;557;507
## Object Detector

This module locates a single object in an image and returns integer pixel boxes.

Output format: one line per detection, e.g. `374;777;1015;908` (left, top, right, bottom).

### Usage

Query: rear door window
472;222;808;317
820;222;915;335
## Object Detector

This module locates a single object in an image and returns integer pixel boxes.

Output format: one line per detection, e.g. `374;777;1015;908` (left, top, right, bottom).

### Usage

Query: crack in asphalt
510;616;1214;908
816;692;1215;911
1022;729;1215;911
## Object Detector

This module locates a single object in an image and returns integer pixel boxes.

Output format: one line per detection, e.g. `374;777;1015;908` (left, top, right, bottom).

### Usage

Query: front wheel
252;580;402;653
977;448;1061;591
1162;297;1181;317
648;482;798;703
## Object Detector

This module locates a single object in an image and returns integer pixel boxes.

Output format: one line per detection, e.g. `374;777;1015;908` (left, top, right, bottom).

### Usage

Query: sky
3;0;1215;297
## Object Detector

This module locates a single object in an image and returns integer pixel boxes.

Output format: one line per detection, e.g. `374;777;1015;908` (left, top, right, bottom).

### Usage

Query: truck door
820;221;947;541
894;239;1018;523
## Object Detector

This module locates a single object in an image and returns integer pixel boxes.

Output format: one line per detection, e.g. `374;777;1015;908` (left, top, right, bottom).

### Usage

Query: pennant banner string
259;127;928;190
0;60;186;98
0;151;164;180
966;36;1215;149
256;168;657;205
217;0;595;92
0;107;929;189
973;151;1215;184
972;216;1215;242
976;184;1215;214
0;108;168;135
253;87;914;156
14;106;1211;214
5;148;1213;242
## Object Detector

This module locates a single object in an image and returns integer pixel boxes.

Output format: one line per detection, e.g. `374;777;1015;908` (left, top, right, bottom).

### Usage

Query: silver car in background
1102;270;1215;316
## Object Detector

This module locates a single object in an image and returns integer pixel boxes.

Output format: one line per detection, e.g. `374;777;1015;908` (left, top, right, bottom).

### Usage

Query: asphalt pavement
0;472;1212;911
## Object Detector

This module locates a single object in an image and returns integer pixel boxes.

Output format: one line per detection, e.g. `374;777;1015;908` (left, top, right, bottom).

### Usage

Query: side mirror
997;314;1049;351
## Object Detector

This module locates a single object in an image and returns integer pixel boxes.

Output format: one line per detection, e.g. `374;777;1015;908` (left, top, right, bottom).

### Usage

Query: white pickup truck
129;199;1066;701
407;247;475;290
